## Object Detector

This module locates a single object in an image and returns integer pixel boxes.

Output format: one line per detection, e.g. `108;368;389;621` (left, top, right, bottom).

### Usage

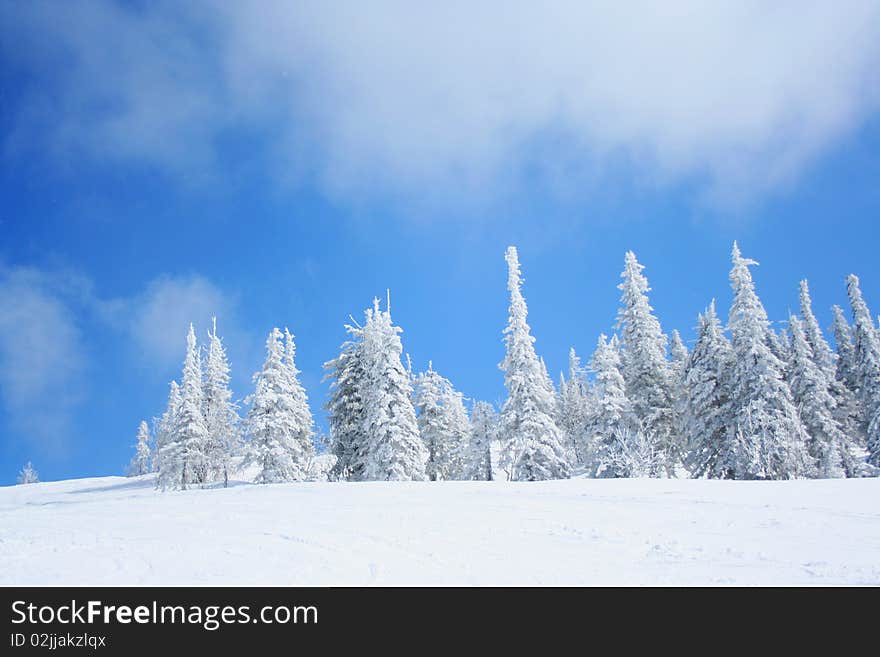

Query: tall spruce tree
787;316;849;478
154;380;181;490
726;243;811;479
243;328;314;483
202;318;239;487
414;362;471;481
682;302;735;478
556;348;593;467
617;251;676;473
468;401;498;481
324;325;368;481
358;298;428;481
588;334;638;477
174;324;210;489
847;274;880;467
499;247;570;481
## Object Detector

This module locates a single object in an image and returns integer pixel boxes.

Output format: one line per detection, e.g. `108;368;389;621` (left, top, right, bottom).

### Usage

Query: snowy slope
1;475;878;585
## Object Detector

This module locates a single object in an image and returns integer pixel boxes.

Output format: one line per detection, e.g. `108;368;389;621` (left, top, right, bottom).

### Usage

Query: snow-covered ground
1;474;878;585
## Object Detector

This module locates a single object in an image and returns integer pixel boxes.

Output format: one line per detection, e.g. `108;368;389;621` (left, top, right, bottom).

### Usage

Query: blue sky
2;1;880;484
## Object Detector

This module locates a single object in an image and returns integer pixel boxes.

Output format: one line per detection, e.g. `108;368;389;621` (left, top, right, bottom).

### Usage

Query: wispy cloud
99;274;239;374
3;1;880;207
0;266;86;452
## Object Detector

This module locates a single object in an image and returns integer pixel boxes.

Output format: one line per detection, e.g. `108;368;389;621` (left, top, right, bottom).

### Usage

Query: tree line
122;242;879;489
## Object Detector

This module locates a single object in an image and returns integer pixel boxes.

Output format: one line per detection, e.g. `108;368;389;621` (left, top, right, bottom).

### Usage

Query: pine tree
154;380;181;490
556;348;593;466
727;243;811;479
787;315;849;477
847;274;880;467
175;324;210;488
669;330;688;379
467;401;498;481
617;251;676;473
127;420;152;477
799;281;836;374
243;328;315;483
17;461;39;485
589;334;639;477
202;318;239;487
358;298;428;481
556;348;593;467
832;304;859;395
499;247;570;481
798;283;864;454
682;301;735;478
414;362;471;481
324;325;368;481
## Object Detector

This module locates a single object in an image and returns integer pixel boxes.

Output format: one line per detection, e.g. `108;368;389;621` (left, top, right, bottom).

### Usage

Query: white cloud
0;267;86;451
3;1;880;206
102;275;237;373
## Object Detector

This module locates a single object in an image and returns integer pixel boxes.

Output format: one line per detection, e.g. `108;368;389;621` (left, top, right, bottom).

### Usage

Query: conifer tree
847;274;880;467
202;318;239;487
682;301;735;478
787;316;849;477
17;461;39;485
358;298;428;481
414;362;470;480
726;243;811;479
324;326;367;481
243;328;315;483
468;401;498;480
799;281;836;374
832;305;859;395
617;251;676;472
127;420;152;477
589;334;638;477
154;380;181;490
499;247;570;481
175;324;210;488
556;348;593;467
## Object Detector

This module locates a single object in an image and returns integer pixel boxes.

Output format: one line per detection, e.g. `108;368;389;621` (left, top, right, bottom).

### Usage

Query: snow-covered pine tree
682;301;735;478
467;401;498;481
798;283;864;452
283;327;316;463
154;380;181;490
323;324;368;481
617;251;676;474
829;304;866;448
669;330;688;377
669;329;689;462
787;315;849;478
413;362;470;481
174;324;210;488
588;334;639;477
127;420;152;477
17;461;39;485
832;305;859;395
243;328;315;483
847;274;880;467
556;348;593;467
726;243;811;479
202;318;239;487
499;247;570;481
358;298;428;481
799;281;835;374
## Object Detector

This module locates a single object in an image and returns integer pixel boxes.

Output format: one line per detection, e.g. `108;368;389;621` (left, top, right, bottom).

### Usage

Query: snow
1;475;878;585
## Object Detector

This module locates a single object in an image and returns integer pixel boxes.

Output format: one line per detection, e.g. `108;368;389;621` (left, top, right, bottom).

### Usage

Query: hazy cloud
101;275;237;373
0;266;86;451
3;1;880;206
